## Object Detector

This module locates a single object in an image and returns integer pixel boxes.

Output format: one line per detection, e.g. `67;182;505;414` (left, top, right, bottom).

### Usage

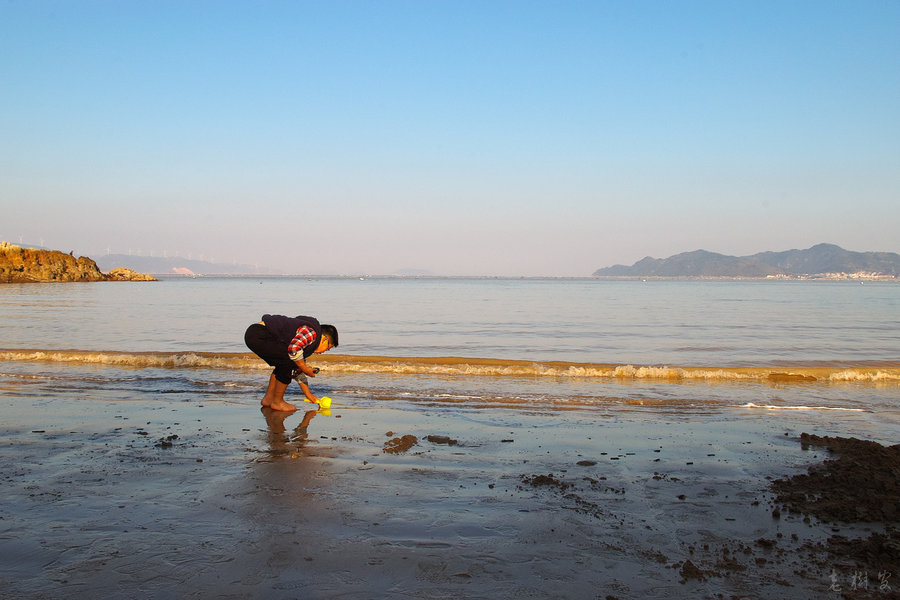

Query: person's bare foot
261;395;296;411
266;399;297;412
260;377;294;411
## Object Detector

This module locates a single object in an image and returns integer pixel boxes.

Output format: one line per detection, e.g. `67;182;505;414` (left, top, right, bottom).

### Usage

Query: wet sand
1;391;898;599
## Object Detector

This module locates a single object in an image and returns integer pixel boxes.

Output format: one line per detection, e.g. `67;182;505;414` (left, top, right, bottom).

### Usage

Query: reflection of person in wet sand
244;314;339;412
262;408;318;455
262;407;318;435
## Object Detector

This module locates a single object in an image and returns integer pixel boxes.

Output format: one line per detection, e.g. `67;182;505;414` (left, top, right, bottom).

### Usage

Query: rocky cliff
0;242;157;283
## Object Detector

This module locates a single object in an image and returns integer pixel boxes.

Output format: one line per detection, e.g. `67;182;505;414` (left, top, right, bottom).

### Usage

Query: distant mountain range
94;254;275;276
593;244;900;278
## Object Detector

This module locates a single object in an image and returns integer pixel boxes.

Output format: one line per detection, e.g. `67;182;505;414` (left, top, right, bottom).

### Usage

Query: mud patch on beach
679;434;900;596
678;559;714;583
772;433;900;523
383;434;418;454
521;473;571;490
519;472;626;523
426;434;458;446
821;530;900;575
765;434;900;594
677;433;900;597
515;434;900;597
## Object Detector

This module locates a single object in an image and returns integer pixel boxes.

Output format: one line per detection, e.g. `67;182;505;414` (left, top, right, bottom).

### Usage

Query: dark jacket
261;314;322;359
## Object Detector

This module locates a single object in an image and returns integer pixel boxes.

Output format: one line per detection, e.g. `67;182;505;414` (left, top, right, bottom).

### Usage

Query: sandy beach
2;383;898;600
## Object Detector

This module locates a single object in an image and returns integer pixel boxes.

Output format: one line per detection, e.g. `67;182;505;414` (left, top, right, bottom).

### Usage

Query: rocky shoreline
0;242;156;283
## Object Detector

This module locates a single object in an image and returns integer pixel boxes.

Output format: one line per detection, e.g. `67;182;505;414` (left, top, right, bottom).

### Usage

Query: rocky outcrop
106;267;158;281
0;242;157;283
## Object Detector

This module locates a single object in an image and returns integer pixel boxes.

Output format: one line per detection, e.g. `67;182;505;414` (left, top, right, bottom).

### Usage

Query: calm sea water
2;277;899;439
1;277;898;365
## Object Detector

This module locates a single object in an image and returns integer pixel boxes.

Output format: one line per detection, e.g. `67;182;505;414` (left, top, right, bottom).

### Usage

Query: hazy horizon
6;238;896;279
3;1;898;277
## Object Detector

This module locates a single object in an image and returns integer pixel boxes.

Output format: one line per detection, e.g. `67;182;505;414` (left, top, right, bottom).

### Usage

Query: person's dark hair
321;324;339;347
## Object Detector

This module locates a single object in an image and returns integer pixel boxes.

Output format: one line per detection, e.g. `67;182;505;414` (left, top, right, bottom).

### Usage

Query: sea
1;276;899;441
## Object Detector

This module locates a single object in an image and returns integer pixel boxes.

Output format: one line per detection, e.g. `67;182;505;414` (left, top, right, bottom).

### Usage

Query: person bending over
244;314;339;412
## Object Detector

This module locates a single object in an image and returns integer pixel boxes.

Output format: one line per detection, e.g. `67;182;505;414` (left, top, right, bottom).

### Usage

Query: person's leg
246;324;297;411
261;372;296;411
261;372;278;407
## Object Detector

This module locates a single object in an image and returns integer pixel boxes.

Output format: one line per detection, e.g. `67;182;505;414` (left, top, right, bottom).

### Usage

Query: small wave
828;369;900;383
1;349;898;386
738;403;867;412
0;350;260;370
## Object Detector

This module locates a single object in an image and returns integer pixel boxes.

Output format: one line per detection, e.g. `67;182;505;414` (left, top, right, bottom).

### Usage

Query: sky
2;1;898;276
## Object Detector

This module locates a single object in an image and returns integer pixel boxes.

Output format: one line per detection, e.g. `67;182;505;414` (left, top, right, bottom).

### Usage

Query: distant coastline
593;243;900;280
5;241;899;280
94;253;273;277
590;274;898;282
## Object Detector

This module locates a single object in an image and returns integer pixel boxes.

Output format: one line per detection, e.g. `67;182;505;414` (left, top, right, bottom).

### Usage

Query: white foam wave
828;369;900;383
738;403;866;412
1;350;898;386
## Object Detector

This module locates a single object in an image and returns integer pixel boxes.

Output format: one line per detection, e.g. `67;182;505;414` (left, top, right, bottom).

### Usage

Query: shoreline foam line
1;349;899;385
737;403;868;412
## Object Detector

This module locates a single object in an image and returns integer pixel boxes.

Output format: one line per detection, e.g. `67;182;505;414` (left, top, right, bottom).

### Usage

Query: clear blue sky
2;1;898;276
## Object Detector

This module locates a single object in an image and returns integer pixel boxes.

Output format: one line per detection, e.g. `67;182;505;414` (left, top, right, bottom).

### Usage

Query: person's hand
294;360;317;377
